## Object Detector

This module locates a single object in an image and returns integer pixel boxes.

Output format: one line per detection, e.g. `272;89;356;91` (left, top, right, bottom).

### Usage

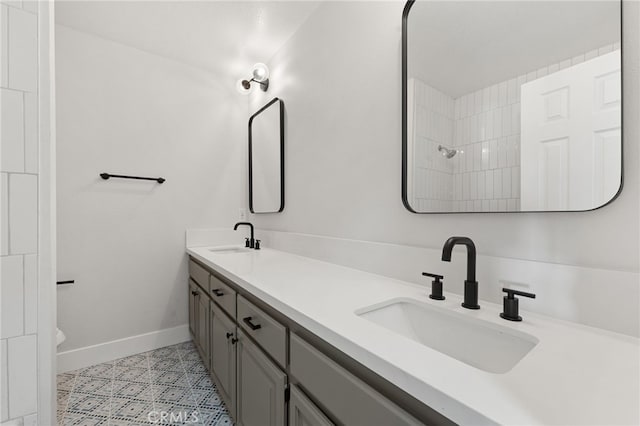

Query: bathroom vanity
187;251;441;425
187;245;639;425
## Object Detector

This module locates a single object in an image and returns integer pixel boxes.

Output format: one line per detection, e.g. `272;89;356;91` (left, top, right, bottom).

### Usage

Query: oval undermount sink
208;247;252;254
356;298;538;374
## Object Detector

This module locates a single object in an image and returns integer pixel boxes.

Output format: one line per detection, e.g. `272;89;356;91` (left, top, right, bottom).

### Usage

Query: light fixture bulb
252;63;269;82
236;78;252;95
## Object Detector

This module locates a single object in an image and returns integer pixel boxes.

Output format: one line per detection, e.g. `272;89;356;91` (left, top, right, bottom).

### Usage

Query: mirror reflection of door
249;98;284;213
521;51;621;211
403;1;622;213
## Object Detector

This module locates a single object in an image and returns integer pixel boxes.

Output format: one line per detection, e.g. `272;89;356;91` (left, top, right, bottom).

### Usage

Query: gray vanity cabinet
237;295;287;368
196;290;210;365
188;279;198;336
188;278;209;364
289;386;334;426
236;330;287;426
290;333;421;426
188;255;451;426
209;273;237;317
209;301;237;418
189;258;211;362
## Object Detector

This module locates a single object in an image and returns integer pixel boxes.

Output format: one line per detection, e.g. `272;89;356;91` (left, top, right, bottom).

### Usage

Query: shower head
438;145;458;159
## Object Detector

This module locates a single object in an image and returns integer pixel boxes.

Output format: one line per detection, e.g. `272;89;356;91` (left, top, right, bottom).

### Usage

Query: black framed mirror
402;0;623;213
249;97;285;213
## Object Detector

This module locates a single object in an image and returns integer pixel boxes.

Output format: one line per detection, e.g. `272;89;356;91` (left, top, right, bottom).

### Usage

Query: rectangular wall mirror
402;0;622;213
249;97;285;213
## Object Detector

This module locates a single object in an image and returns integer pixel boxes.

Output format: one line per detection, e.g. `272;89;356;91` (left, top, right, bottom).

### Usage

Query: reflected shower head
438;145;458;159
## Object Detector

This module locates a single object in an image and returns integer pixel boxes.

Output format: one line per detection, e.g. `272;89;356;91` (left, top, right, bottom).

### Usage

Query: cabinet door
289;385;334;426
290;333;421;426
210;302;237;418
188;280;198;338
196;291;210;365
236;331;287;426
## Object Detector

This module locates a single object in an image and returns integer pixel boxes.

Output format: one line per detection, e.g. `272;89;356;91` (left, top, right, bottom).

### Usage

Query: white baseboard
57;324;191;373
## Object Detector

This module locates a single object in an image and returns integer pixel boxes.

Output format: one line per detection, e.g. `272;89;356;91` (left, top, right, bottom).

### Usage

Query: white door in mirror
521;50;621;210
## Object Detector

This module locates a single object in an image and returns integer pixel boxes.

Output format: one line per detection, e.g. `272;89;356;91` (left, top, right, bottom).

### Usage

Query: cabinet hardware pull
226;332;233;339
231;337;238;344
191;291;198;296
242;317;262;331
212;289;224;297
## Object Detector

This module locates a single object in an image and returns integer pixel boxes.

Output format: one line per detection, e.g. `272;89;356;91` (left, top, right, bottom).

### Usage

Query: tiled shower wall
413;42;620;212
0;1;40;425
410;79;455;212
450;42;620;212
450;74;522;212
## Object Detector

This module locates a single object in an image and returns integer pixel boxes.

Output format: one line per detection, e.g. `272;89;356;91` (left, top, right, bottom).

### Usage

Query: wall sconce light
237;63;270;94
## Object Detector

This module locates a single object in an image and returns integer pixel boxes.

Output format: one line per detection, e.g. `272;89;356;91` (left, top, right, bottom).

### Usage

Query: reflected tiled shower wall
451;72;522;213
412;42;620;212
410;80;455;212
0;0;40;425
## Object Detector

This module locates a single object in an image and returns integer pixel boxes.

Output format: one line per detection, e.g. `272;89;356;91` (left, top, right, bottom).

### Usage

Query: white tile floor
57;341;232;425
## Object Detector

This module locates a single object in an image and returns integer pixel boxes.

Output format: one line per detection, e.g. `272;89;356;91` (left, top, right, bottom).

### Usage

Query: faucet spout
441;236;479;309
441;236;476;282
234;222;255;248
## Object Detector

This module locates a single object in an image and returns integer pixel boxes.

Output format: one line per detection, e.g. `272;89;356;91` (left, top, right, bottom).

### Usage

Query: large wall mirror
249;97;285;213
402;1;622;213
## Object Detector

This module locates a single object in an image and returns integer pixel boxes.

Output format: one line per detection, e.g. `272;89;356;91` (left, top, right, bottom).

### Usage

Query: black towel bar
100;173;165;184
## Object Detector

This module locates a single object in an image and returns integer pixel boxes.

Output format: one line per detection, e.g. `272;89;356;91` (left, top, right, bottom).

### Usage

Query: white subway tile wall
410;79;455;212
0;0;40;424
411;42;619;212
0;256;23;338
7;335;37;418
0;340;7;423
0;6;8;88
452;74;523;212
0;173;8;256
8;174;37;254
0;89;24;172
6;5;37;92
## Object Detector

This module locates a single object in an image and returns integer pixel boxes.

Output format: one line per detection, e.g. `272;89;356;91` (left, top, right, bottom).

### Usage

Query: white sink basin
356;298;538;374
208;247;252;254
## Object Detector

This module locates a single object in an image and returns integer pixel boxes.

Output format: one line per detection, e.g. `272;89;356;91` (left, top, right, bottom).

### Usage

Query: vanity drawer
237;295;287;368
189;258;209;289
209;273;237;318
290;333;421;426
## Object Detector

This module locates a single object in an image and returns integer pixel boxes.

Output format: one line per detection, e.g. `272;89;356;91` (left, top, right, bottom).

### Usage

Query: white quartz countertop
187;245;640;425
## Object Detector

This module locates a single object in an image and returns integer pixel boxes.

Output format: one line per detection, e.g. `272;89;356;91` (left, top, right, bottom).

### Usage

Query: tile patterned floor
57;341;233;425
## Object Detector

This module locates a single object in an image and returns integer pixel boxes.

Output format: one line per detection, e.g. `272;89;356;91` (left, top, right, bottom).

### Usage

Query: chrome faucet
441;236;480;309
234;222;255;249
